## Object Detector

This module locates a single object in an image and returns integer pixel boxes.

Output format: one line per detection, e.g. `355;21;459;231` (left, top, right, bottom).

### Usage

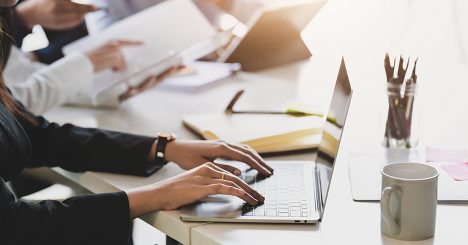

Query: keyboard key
243;211;254;216
278;213;289;217
254;207;265;216
279;204;289;209
266;204;277;208
266;195;276;203
291;211;301;217
266;209;277;217
279;208;289;213
291;196;300;201
290;202;300;207
290;206;300;211
302;212;309;217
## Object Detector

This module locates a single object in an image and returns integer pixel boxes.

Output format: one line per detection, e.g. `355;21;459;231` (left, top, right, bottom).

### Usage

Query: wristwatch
155;132;177;164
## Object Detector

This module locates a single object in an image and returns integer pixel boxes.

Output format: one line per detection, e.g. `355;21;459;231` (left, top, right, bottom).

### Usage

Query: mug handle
381;186;402;236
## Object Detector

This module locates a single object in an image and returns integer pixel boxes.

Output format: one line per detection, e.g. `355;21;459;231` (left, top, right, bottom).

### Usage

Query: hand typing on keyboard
241;164;309;218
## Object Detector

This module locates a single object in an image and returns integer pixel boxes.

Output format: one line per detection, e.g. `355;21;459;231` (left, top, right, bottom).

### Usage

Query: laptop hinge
314;167;323;219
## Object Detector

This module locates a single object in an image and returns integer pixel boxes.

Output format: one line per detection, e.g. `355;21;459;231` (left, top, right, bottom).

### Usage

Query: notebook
182;113;324;153
63;0;218;99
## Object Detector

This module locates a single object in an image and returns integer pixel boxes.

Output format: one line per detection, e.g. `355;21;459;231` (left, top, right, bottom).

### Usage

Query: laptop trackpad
181;195;244;218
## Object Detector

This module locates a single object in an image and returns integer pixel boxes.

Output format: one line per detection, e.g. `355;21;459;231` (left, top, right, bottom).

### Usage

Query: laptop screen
315;58;353;218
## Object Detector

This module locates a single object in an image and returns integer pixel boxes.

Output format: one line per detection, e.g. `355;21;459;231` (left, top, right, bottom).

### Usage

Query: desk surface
43;0;468;244
191;58;468;245
45;55;468;245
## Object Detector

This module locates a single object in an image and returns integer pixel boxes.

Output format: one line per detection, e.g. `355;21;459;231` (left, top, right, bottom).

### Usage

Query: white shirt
4;47;121;115
88;0;165;33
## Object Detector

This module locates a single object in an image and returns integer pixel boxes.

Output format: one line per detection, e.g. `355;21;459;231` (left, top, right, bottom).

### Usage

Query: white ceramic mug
380;163;439;241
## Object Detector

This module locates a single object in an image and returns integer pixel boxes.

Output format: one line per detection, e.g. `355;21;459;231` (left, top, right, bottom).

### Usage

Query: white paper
159;62;241;91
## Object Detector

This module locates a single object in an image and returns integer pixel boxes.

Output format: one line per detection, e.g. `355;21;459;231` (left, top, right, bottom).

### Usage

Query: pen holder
381;81;419;149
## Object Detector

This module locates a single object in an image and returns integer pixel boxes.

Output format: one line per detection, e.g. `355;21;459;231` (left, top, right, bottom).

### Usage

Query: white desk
44;54;468;245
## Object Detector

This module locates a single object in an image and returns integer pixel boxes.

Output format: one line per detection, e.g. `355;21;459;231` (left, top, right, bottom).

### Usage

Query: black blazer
0;102;162;245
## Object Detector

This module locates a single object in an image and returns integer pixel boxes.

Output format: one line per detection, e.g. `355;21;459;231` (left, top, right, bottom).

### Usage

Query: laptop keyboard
241;164;310;217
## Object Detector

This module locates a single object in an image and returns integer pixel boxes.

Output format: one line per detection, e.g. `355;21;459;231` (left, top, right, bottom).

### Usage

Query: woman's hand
126;162;265;218
118;66;182;101
164;140;273;176
85;40;142;73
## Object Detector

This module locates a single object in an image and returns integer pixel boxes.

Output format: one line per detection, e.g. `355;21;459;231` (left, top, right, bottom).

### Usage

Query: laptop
180;58;353;223
217;0;326;71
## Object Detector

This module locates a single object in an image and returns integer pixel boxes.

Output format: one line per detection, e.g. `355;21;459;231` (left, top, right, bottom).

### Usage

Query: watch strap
154;133;176;164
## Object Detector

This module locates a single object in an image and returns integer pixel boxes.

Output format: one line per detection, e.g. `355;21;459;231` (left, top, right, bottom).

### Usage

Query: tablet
218;0;326;71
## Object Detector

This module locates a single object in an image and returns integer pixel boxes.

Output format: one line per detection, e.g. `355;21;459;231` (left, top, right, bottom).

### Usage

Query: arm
20;111;161;176
5;40;142;114
0;100;268;244
0;151;265;244
5;47;94;114
0;178;132;245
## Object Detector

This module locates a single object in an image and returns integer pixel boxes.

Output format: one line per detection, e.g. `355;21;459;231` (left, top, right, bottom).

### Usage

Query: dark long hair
0;7;36;123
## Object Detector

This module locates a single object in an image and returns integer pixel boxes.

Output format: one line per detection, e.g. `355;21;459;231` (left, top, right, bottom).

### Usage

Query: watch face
158;133;170;138
158;132;177;141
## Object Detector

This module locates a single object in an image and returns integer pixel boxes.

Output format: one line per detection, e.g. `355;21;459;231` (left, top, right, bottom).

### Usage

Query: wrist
127;184;165;218
84;52;100;72
15;2;37;30
163;140;176;163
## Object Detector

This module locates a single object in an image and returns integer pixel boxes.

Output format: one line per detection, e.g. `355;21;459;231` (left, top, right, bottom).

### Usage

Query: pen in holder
381;54;419;149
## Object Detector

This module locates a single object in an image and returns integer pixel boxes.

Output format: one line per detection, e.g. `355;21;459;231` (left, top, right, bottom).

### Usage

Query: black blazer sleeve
1;99;164;244
0;178;132;245
19;111;163;177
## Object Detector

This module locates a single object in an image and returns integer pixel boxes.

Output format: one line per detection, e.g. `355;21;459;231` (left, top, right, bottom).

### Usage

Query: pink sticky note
442;163;468;181
426;146;468;163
